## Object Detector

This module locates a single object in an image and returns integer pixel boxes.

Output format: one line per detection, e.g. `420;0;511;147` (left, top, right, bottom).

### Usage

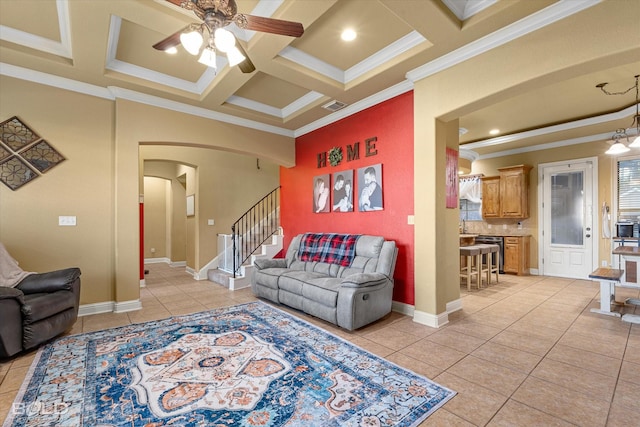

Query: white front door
540;159;597;279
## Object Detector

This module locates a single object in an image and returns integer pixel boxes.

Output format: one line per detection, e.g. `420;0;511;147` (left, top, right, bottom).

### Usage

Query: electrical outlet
58;216;76;226
602;260;608;267
503;224;507;229
487;224;492;229
150;248;156;254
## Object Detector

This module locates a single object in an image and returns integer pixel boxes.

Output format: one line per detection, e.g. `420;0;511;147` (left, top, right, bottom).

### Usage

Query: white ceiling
1;0;639;159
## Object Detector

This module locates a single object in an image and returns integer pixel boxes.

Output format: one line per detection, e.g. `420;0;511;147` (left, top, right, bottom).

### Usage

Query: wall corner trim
413;309;449;328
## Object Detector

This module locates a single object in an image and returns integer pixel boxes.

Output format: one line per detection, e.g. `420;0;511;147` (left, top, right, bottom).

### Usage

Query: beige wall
141;146;281;270
0;77;115;305
1;76;294;307
143;176;169;259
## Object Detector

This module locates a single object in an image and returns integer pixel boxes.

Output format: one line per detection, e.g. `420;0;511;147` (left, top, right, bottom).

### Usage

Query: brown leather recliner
0;268;81;358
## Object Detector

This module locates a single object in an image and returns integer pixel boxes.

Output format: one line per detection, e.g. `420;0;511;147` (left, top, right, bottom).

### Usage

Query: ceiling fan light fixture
197;46;217;68
180;26;204;55
227;46;246;67
214;28;236;53
629;134;640;148
164;46;178;54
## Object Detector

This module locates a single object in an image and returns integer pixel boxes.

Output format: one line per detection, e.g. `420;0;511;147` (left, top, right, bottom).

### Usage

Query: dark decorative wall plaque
0;116;65;190
0;156;39;190
0;117;40;151
0;144;11;162
20;140;65;173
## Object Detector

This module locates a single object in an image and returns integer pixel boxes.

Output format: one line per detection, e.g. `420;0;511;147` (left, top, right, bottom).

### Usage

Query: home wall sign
317;136;378;168
0;116;65;190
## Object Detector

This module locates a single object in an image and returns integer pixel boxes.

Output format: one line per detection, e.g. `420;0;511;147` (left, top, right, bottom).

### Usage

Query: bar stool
475;244;500;285
486;244;500;284
475;244;492;286
460;245;482;290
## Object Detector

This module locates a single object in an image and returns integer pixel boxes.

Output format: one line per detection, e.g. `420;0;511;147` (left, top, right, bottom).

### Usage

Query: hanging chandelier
597;74;640;155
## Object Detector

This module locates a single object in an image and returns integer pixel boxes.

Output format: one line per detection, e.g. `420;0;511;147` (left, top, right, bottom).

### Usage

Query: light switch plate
208;219;215;226
59;216;76;226
407;215;415;225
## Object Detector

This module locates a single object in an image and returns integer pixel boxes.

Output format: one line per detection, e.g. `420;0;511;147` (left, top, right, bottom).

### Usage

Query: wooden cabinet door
482;176;500;218
499;167;529;218
504;237;520;274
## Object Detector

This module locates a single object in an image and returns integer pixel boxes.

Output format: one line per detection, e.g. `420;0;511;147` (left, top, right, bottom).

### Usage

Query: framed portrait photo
357;164;383;212
332;170;354;212
313;174;330;213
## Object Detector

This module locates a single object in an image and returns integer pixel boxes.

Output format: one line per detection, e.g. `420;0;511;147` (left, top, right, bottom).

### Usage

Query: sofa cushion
289;260;341;277
254;268;289;290
302;277;342;307
354;235;385;258
279;271;327;295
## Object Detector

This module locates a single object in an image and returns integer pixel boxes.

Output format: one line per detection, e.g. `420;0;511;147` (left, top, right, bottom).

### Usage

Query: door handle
586;234;591;238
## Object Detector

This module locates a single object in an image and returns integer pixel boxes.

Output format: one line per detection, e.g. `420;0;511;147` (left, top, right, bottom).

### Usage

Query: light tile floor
2;263;640;426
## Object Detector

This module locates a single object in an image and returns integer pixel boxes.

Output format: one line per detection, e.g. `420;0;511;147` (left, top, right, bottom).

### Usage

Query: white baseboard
413;308;449;328
78;299;142;316
391;301;414;316
446;298;463;313
144;257;171;264
78;301;115;317
171;261;187;268
114;299;142;313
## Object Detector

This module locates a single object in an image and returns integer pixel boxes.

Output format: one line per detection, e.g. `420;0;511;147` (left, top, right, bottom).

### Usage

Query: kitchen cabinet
481;176;501;218
504;235;530;275
481;165;532;219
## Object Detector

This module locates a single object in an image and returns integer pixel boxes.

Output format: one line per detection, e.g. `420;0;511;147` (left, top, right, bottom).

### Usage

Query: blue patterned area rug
5;302;455;426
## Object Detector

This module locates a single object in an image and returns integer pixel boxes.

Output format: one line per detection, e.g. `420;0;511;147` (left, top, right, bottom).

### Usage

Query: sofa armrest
340;272;389;288
254;258;287;270
17;268;81;294
0;286;25;302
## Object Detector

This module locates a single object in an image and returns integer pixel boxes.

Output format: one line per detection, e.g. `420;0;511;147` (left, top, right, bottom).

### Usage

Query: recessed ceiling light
489;129;500;135
165;47;178;54
341;28;357;42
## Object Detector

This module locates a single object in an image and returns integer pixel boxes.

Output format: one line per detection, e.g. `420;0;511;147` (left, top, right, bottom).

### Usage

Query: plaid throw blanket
299;233;360;267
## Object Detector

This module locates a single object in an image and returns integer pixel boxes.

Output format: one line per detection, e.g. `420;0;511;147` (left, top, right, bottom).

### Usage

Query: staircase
207;187;281;290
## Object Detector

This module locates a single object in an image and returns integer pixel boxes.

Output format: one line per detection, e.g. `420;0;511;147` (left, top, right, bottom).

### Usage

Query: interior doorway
538;157;598;279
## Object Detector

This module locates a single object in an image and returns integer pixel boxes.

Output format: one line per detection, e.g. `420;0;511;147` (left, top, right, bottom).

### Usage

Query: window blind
617;157;640;220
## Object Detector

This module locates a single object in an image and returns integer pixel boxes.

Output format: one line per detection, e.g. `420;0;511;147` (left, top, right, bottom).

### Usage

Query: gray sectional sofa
251;233;398;330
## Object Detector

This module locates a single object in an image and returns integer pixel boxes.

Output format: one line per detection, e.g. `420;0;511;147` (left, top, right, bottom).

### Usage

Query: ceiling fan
153;0;304;73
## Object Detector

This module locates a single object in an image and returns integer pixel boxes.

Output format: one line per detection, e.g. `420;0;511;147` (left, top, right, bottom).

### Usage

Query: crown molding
345;31;428;83
280;31;427;86
108;87;293;137
464;103;638;150
441;0;497;21
0;62;114;99
0;0;72;58
477;131;612;160
294;80;414;137
407;0;601;83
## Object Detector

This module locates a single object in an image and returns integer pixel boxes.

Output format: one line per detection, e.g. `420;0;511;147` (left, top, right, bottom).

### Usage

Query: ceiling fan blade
235;42;255;73
164;0;184;6
237;14;304;37
153;29;183;51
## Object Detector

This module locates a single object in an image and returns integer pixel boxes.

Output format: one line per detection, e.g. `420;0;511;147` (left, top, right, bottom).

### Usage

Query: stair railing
231;186;280;277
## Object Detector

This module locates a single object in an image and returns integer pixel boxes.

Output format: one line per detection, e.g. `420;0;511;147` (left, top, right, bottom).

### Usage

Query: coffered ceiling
1;0;639;159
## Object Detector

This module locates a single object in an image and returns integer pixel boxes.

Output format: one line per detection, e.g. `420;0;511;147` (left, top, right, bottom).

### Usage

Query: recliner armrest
340;272;389;288
254;258;287;270
0;286;25;303
17;268;81;294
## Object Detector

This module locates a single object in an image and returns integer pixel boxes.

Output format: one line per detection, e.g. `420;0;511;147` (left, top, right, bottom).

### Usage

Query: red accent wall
280;92;415;305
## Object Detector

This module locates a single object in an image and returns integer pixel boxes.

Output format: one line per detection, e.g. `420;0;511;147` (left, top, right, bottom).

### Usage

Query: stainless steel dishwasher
475;235;504;274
